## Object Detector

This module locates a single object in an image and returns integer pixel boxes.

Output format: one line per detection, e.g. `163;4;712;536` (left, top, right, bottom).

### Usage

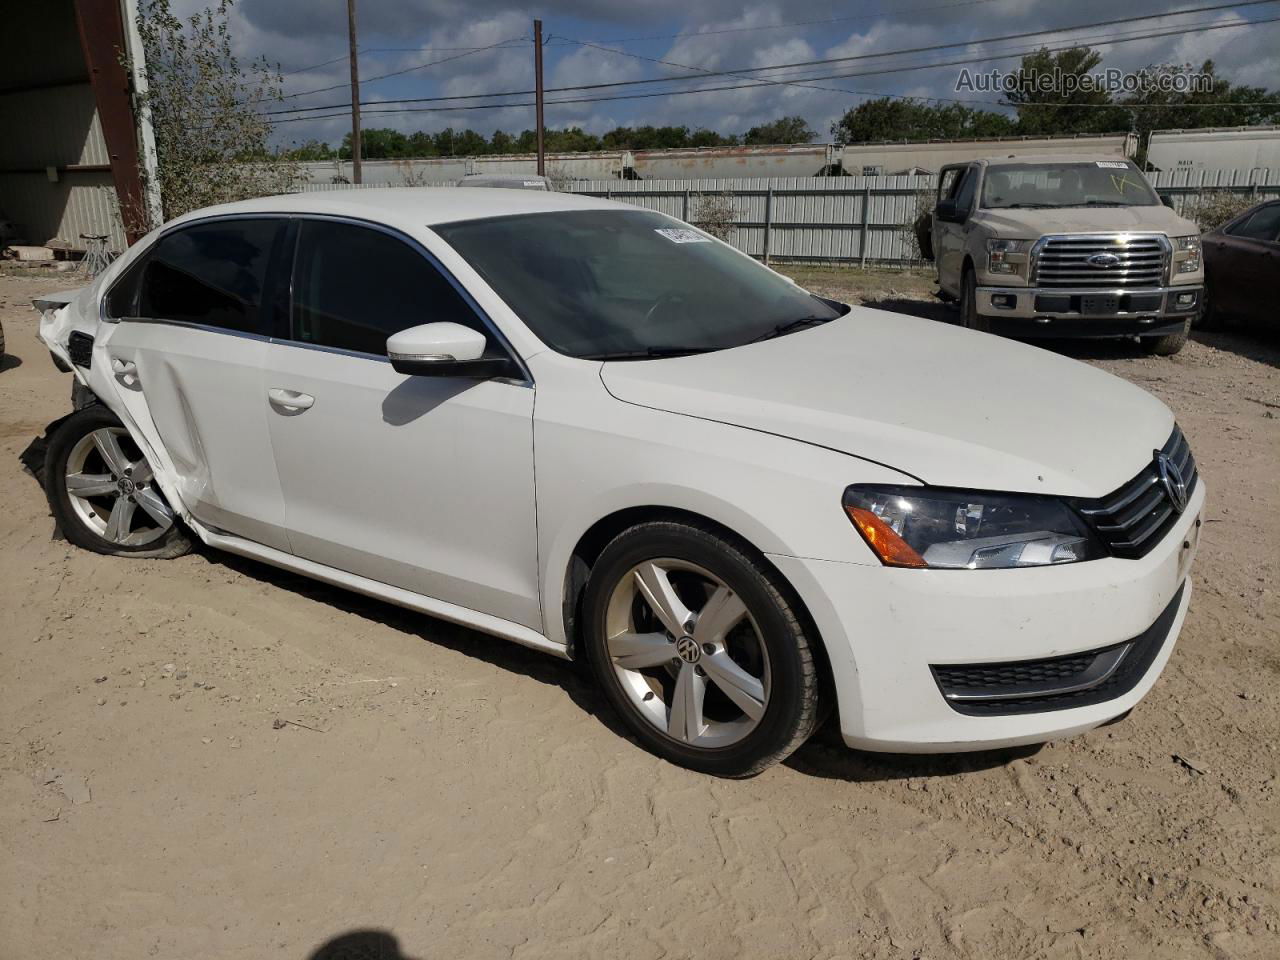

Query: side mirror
386;322;516;378
935;199;964;223
1159;193;1175;209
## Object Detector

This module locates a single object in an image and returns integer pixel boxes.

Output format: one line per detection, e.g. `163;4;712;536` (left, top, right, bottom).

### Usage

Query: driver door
262;219;541;630
934;165;976;297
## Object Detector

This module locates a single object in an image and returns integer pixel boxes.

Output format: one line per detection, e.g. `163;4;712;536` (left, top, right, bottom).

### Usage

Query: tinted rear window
137;219;281;334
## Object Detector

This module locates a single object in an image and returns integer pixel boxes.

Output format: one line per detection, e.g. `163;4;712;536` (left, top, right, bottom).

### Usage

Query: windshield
433;209;843;359
980;161;1159;209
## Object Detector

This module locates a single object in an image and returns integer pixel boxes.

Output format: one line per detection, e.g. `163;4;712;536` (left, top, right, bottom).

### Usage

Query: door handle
268;388;315;412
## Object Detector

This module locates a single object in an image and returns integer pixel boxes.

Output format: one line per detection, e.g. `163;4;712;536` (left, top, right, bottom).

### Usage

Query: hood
974;204;1198;238
600;309;1173;498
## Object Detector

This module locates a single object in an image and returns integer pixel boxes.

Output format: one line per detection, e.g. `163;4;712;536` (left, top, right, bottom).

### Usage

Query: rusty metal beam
73;0;146;244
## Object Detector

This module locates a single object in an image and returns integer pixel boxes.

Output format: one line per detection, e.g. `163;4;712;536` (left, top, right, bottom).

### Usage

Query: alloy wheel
603;558;770;748
63;427;173;547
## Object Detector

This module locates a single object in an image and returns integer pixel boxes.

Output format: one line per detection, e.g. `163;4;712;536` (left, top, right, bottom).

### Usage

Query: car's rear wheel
44;405;192;558
582;521;821;777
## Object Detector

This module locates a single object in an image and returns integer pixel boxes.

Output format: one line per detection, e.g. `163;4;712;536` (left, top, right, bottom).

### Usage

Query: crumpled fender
32;274;208;541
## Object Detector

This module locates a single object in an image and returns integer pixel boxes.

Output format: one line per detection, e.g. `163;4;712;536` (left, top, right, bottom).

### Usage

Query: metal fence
294;169;1280;265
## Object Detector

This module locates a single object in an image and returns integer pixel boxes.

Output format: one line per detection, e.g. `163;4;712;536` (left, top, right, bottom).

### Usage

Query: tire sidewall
582;523;813;776
44;405;189;557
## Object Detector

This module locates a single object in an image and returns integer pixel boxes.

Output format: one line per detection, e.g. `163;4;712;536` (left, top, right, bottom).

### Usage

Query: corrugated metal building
1;0;153;253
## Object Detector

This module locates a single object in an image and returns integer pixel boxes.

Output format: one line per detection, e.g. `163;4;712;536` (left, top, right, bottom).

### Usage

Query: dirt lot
1;269;1277;960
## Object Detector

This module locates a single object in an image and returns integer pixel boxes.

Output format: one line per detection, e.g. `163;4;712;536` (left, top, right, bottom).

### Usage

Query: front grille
1072;425;1198;559
1033;235;1168;289
67;331;94;369
932;583;1184;716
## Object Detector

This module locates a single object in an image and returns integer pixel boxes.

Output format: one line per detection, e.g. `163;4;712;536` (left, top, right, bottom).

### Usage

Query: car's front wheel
44;405;192;558
582;521;822;777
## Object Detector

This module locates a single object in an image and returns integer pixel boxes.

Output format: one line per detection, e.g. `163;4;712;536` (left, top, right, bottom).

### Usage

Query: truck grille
1032;235;1168;289
1072;425;1198;559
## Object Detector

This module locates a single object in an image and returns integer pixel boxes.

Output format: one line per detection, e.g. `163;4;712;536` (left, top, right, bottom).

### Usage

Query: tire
0;318;6;361
1142;318;1191;357
582;520;822;777
1194;277;1218;330
960;267;990;332
43;405;192;558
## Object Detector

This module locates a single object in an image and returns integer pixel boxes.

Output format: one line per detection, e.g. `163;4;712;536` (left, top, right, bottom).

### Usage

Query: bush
1181;191;1257;232
690;192;737;241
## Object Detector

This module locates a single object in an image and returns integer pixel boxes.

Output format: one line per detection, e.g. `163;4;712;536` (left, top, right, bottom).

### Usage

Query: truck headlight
1174;235;1201;274
986;238;1030;275
843;485;1105;570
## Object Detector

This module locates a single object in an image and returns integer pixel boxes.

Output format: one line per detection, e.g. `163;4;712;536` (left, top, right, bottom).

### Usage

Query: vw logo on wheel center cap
675;636;701;664
117;477;136;496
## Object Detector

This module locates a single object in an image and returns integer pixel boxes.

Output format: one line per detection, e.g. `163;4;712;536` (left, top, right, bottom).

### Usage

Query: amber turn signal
844;506;928;568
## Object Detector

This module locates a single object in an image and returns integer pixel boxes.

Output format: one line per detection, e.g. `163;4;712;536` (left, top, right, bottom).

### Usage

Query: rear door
101;217;292;550
261;218;541;629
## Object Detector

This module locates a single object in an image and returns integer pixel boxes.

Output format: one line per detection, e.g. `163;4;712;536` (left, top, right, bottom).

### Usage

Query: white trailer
1146;126;1280;180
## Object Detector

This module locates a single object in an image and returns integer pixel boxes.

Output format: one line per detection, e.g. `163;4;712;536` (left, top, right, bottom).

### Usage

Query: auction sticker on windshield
1095;161;1129;169
655;228;711;243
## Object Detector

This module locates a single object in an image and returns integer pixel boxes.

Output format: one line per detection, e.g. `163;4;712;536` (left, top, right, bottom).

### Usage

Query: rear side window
290;220;490;356
136;219;281;334
1227;204;1280;242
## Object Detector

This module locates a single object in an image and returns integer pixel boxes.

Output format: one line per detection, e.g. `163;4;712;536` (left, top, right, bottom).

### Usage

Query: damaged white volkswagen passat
37;189;1203;777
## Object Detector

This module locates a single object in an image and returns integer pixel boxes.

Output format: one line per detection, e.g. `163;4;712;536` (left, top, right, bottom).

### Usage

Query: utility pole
347;0;362;183
533;18;545;176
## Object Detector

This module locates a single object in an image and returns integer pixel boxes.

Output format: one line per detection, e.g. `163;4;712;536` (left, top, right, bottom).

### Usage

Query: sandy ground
1;269;1277;960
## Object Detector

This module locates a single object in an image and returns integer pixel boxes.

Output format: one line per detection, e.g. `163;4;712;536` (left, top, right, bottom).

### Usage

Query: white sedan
37;189;1203;777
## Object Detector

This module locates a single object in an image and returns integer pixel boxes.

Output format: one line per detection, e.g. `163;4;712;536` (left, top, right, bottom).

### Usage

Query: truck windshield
434;209;843;360
980;161;1159;209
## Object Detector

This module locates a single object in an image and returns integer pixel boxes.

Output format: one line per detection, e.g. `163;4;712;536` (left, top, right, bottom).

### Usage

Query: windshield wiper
1080;200;1132;207
997;202;1060;209
747;316;834;344
582;346;719;361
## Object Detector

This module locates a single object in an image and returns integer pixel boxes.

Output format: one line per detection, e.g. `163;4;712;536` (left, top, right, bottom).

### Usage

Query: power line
263;8;1279;119
276;37;528;101
260;15;1280;125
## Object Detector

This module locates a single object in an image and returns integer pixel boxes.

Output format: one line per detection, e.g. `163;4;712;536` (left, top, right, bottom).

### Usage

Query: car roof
973;154;1137;167
167;187;623;228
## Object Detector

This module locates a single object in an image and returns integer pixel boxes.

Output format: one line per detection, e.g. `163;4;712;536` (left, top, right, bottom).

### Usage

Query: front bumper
976;284;1202;337
769;480;1204;753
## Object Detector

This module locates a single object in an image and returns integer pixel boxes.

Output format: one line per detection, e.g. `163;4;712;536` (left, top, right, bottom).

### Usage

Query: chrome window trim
99;210;534;387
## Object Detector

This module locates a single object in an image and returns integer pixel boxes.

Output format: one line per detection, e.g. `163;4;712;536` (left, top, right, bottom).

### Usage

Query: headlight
986;238;1031;275
842;485;1105;570
1173;235;1201;274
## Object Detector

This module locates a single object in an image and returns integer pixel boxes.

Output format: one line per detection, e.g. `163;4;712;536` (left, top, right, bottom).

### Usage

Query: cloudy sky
170;0;1280;147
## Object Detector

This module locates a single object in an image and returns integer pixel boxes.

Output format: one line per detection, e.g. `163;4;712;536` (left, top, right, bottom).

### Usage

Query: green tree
831;97;1016;142
340;127;409;159
1119;60;1280;165
743;116;815;144
1006;47;1129;135
127;0;302;227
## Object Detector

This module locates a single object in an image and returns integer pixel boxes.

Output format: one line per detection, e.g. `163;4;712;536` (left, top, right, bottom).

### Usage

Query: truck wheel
1142;319;1191;357
0;318;6;362
960;268;989;332
1195;278;1218;330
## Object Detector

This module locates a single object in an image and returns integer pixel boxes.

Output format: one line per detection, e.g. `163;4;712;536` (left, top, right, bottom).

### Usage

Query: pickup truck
925;154;1204;355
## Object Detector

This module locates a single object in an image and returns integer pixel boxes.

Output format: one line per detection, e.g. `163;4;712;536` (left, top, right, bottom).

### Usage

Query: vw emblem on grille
1086;253;1122;268
1155;452;1188;514
675;636;701;664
